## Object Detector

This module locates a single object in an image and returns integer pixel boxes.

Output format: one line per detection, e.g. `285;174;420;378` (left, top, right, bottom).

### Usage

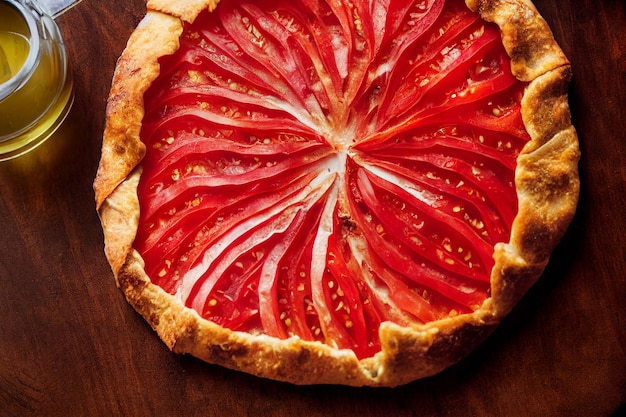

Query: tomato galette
94;0;579;386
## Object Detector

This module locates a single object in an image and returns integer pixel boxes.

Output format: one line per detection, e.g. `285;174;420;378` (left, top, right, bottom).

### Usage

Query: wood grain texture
0;1;624;416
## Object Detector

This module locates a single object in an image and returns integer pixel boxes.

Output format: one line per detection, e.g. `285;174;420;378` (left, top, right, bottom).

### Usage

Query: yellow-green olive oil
0;1;73;159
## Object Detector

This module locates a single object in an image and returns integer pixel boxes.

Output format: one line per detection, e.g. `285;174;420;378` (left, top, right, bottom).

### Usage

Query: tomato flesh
136;0;530;359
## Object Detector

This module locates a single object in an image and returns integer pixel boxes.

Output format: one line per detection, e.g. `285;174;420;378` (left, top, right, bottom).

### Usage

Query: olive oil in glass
0;0;73;161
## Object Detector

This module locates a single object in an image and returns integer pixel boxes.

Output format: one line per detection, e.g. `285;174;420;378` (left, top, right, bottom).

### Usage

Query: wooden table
1;1;624;415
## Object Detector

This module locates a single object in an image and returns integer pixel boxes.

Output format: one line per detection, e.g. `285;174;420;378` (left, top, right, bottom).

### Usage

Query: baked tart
94;0;580;386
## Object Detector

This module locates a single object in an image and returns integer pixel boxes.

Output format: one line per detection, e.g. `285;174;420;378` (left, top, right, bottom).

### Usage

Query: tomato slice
137;0;530;359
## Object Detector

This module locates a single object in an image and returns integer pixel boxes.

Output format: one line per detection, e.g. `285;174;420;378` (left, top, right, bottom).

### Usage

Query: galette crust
147;0;219;23
465;0;570;81
94;11;183;210
94;0;580;386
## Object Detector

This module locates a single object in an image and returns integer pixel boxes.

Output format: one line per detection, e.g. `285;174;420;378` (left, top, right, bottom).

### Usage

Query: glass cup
0;0;74;161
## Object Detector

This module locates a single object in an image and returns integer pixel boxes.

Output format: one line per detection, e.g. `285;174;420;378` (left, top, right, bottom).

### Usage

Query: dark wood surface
1;1;624;416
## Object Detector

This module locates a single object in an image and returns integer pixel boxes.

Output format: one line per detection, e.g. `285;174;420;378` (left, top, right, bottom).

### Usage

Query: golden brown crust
490;66;580;316
465;0;570;81
98;169;142;281
147;0;219;23
94;12;183;209
94;0;580;387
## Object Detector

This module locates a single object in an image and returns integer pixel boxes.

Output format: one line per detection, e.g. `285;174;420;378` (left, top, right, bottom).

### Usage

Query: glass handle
22;0;83;18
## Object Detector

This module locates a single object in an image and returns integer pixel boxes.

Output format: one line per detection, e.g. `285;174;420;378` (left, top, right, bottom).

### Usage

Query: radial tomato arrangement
134;0;529;359
96;0;579;385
